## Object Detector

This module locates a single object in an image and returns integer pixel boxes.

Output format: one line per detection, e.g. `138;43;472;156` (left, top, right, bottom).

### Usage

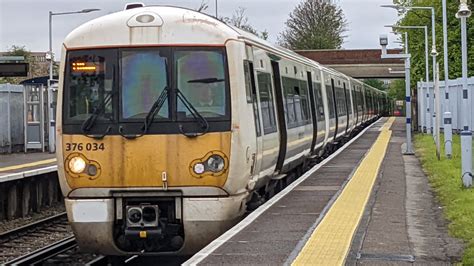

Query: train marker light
193;163;205;174
69;156;86;174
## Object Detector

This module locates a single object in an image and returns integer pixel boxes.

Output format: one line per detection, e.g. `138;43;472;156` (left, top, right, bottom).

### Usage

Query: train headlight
127;207;142;224
142;206;157;223
193;163;205;175
207;155;225;172
68;156;86;174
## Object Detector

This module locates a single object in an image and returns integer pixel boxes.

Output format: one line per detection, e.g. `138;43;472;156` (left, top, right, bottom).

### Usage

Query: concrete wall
0;84;24;153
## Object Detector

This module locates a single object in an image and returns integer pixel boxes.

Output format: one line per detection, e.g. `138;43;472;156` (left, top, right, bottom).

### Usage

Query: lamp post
47;8;100;153
442;0;453;159
381;4;438;137
386;25;429;135
456;0;472;187
379;34;413;154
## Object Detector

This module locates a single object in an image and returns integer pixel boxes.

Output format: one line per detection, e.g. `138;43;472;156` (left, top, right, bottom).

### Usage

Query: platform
0;152;57;182
184;117;462;265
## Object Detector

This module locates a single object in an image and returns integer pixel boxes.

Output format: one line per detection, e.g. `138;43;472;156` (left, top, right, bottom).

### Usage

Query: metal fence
0;84;25;153
417;77;474;132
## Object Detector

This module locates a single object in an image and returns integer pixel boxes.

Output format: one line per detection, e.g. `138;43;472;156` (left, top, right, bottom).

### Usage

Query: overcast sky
0;0;401;57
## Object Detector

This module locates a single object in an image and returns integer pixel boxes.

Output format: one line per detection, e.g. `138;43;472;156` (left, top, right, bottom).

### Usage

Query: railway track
0;212;72;264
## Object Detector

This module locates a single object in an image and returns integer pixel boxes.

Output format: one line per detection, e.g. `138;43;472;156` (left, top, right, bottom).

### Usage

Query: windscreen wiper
187;77;224;84
81;91;114;140
176;88;209;138
118;86;169;139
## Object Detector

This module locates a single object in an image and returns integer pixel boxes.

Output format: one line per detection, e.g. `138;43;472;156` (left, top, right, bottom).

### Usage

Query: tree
195;2;269;40
388;79;405;100
221;7;269;40
393;0;474;84
363;79;388;91
278;0;347;50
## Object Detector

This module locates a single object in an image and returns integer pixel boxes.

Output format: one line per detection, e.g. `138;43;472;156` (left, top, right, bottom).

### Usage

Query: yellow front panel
62;132;231;189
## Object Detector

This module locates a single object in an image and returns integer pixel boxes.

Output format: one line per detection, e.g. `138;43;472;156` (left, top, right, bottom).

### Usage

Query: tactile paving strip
292;117;395;265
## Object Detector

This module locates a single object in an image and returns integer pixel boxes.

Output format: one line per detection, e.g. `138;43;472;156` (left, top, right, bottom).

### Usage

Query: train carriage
56;5;386;256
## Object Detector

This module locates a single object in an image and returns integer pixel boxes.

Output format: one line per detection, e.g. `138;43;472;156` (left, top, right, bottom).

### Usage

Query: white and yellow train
56;5;389;255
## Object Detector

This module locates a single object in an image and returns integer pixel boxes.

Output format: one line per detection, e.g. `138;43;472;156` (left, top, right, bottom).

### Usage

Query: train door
343;81;350;134
312;73;326;153
244;46;263;177
307;71;318;153
352;84;358;127
331;78;338;141
271;60;287;173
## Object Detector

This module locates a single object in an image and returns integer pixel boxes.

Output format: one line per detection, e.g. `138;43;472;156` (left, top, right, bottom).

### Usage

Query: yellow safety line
0;158;57;173
292;117;395;266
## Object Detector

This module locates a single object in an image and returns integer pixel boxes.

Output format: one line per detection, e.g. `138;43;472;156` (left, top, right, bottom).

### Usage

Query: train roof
63;5;387;96
63;5;240;50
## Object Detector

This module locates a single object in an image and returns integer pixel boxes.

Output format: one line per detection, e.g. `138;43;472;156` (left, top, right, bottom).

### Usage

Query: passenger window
346;84;352;115
244;61;253;103
326;85;335;119
257;72;277;134
282;77;311;128
299;80;311;125
243;60;261;137
313;82;325;122
282;77;297;128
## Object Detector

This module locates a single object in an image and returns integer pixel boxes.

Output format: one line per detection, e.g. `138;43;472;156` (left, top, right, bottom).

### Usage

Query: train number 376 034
65;143;105;151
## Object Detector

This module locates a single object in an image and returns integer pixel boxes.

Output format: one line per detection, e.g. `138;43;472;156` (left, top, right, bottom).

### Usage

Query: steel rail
0;212;67;241
6;236;77;265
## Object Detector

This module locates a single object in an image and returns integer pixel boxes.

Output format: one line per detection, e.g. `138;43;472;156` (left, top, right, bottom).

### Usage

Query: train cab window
175;49;227;118
121;49;169;120
257;72;277;134
65;49;116;122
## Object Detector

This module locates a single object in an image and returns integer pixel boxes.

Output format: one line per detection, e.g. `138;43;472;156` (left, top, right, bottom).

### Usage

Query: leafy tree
388;79;405;100
195;2;269;40
278;0;347;49
393;0;474;84
221;7;269;40
363;79;388;91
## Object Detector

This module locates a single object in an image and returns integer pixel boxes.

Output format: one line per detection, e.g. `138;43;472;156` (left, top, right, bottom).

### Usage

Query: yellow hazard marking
139;231;147;239
292;117;395;265
0;158;57;173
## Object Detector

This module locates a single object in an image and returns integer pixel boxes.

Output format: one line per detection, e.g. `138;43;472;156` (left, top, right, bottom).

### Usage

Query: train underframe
65;192;247;255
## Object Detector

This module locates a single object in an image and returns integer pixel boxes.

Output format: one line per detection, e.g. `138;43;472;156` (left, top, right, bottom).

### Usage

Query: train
56;4;389;256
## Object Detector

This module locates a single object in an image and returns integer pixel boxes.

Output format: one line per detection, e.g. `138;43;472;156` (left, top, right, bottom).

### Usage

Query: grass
414;133;474;265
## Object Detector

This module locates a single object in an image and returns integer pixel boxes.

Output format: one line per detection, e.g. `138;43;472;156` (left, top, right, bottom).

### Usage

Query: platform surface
185;117;462;265
0;152;57;182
